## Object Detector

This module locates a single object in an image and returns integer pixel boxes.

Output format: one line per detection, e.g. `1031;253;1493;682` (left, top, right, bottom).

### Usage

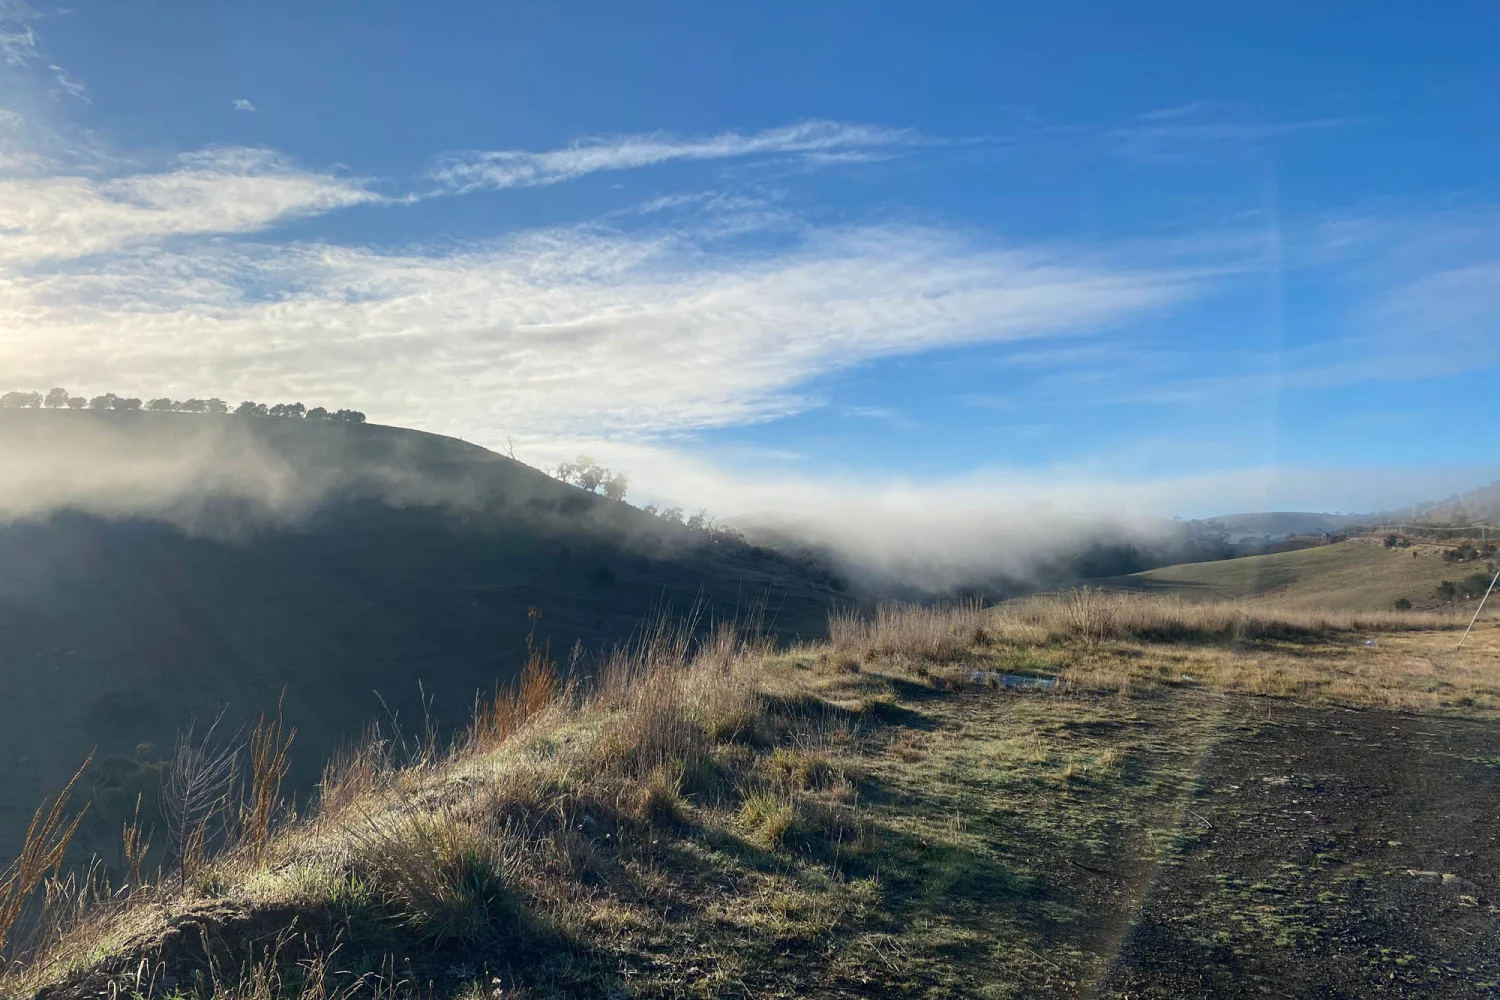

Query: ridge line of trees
0;388;365;423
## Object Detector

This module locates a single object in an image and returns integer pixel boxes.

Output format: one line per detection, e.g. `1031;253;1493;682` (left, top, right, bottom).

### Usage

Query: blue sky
2;0;1499;523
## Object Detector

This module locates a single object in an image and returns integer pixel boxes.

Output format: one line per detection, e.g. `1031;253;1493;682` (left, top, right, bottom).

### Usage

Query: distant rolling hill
0;410;843;863
1202;510;1365;541
1099;537;1492;612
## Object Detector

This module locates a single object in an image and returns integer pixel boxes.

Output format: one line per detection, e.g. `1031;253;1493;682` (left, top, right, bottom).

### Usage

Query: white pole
1457;568;1500;650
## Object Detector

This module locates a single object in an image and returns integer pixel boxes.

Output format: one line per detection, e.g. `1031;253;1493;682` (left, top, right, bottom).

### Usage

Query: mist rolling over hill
729;501;1283;599
0;409;843;860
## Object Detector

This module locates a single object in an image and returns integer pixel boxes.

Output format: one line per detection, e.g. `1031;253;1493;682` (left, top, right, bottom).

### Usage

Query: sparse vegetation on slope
3;593;1489;999
1105;537;1497;612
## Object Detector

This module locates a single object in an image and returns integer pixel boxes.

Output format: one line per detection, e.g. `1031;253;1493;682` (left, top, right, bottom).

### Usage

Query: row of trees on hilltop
0;388;364;423
0;388;188;411
231;400;366;422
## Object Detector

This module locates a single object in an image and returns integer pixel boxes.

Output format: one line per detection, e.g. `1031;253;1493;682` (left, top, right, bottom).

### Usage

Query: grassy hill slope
1101;537;1492;611
0;410;844;865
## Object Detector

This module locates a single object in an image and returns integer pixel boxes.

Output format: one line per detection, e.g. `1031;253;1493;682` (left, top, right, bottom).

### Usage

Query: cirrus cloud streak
430;119;924;193
1;216;1201;441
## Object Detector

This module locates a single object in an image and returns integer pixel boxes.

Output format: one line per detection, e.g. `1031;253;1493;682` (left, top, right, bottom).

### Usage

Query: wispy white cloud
0;105;49;172
232;98;256;112
0;146;379;263
1135;100;1215;122
0;0;38;66
2;116;1196;451
0;217;1197;441
47;62;85;100
1111;103;1351;163
1120;118;1350;143
429;120;922;193
2;3;88;106
0;20;33;65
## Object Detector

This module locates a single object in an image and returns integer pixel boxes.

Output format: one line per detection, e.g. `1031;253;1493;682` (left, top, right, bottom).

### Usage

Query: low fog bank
732;508;1222;598
545;440;1500;600
0;409;580;539
3;411;1484;600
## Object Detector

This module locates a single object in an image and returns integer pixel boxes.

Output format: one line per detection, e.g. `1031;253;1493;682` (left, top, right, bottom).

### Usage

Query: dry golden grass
828;589;1461;667
821;591;1495;714
0;613;821;998
348;802;526;947
0;756;91;955
2;591;1491;999
829;601;980;664
242;706;296;865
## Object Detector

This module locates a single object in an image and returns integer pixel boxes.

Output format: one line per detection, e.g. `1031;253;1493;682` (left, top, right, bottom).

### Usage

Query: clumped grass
350;803;526;946
766;747;839;792
0;611;823;997
738;790;797;848
468;646;563;753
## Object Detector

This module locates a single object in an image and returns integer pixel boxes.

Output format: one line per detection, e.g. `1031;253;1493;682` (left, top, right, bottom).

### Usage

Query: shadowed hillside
0;410;844;864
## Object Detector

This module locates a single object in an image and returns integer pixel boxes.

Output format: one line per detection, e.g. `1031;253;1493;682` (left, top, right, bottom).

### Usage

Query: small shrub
1394;598;1412;611
1463;571;1496;598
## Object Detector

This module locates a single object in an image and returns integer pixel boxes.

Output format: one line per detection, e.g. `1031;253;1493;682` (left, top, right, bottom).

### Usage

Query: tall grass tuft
318;722;397;820
351;803;524;947
165;716;240;883
242;700;296;863
469;650;562;753
0;753;91;956
828;600;985;665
